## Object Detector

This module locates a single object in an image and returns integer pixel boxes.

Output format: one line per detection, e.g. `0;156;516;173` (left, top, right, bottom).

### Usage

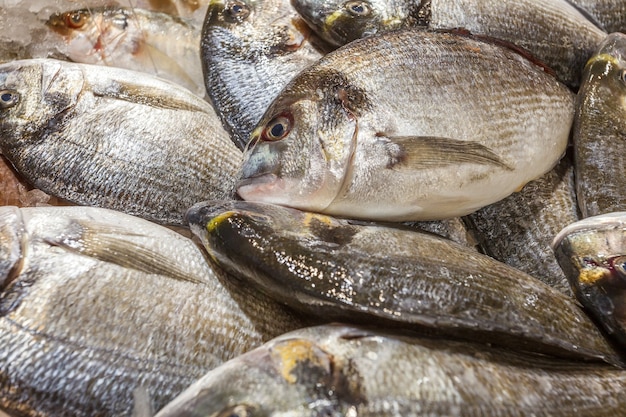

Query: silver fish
47;7;205;96
464;156;579;296
567;0;626;33
0;58;241;225
573;32;626;218
187;200;622;364
291;0;607;87
238;29;574;221
553;212;626;350
156;324;626;417
201;0;327;150
0;205;303;416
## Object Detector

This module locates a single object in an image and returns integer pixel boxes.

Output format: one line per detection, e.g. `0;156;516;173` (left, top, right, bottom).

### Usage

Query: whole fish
0;58;241;225
464;156;579;296
238;29;574;221
568;0;626;33
573;32;626;218
291;0;607;87
201;0;327;150
0;206;304;417
47;7;205;96
156;324;626;417
187;200;622;364
553;212;626;350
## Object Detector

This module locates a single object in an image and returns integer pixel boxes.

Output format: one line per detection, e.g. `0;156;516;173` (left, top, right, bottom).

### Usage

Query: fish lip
552;212;626;250
237;173;282;201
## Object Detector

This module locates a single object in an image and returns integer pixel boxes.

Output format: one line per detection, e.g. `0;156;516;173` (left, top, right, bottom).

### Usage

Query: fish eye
261;113;292;142
64;10;88;29
344;1;371;16
0;90;20;109
216;404;255;417
610;256;626;279
225;1;250;23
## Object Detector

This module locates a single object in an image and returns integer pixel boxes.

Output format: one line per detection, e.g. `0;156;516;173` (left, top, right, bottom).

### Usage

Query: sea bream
47;7;205;96
290;0;607;87
155;324;626;417
0;206;304;417
0;58;241;225
238;29;574;221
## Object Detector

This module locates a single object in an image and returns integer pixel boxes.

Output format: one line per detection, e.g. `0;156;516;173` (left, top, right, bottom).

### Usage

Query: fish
291;0;607;87
567;0;626;33
47;7;205;96
0;58;241;225
237;29;575;222
155;324;626;417
464;156;579;296
553;212;626;350
201;0;328;150
0;205;304;417
186;200;622;364
573;32;626;218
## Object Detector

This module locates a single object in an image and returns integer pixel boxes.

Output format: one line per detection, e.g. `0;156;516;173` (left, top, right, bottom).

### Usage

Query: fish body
292;0;606;87
187;200;621;364
573;32;626;218
465;156;579;296
47;7;205;96
553;212;626;349
568;0;626;33
238;29;574;221
201;0;327;150
156;324;626;417
0;206;303;416
0;59;241;225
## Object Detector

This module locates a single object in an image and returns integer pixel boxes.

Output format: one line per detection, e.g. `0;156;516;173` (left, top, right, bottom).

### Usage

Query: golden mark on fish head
324;10;345;34
302;212;335;229
206;211;236;233
578;267;608;286
269;339;331;384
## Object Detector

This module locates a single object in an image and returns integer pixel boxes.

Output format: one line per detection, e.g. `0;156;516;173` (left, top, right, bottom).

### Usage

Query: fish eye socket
216;404;255;417
225;1;250;23
262;113;292;142
344;1;371;16
611;256;626;279
0;90;20;109
64;11;88;28
619;69;626;85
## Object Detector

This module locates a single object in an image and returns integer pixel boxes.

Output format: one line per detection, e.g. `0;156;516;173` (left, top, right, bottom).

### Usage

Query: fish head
0;206;24;293
0;59;83;150
155;333;358;417
290;0;407;46
237;70;366;211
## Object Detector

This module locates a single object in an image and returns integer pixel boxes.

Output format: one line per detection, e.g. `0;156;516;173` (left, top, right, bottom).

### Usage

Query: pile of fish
1;0;626;415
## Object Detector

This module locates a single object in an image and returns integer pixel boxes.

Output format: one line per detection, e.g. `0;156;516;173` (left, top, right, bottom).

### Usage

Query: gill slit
324;120;359;211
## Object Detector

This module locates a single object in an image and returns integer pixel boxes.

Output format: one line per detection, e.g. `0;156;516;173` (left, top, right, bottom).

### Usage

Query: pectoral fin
45;220;202;284
382;135;513;170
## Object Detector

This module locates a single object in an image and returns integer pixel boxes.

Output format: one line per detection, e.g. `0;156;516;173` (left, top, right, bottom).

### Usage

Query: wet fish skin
201;0;327;150
0;206;304;417
156;324;626;417
464;156;578;296
567;0;626;33
47;7;205;96
0;58;241;225
573;32;626;218
553;212;626;350
292;0;607;87
187;200;622;365
238;29;574;221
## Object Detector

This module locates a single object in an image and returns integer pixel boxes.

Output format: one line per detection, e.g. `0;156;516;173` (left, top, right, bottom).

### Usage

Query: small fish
0;206;304;417
0;58;241;225
155;324;626;417
187;200;622;364
553;212;626;350
201;0;328;150
238;29;574;221
567;0;626;33
573;32;626;218
47;7;205;96
464;156;579;296
291;0;607;87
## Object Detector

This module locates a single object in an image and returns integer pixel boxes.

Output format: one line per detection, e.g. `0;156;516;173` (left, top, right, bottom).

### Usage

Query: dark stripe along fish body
187;200;623;365
156;324;626;417
0;59;241;226
0;206;303;417
238;29;574;222
573;32;626;218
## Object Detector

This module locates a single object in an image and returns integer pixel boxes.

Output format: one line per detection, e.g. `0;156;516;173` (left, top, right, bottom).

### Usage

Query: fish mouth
237;173;283;201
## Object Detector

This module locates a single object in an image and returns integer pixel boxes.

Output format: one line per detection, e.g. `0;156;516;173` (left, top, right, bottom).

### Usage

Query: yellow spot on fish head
206;211;236;234
578;266;609;286
302;212;336;229
269;339;331;384
324;10;345;34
